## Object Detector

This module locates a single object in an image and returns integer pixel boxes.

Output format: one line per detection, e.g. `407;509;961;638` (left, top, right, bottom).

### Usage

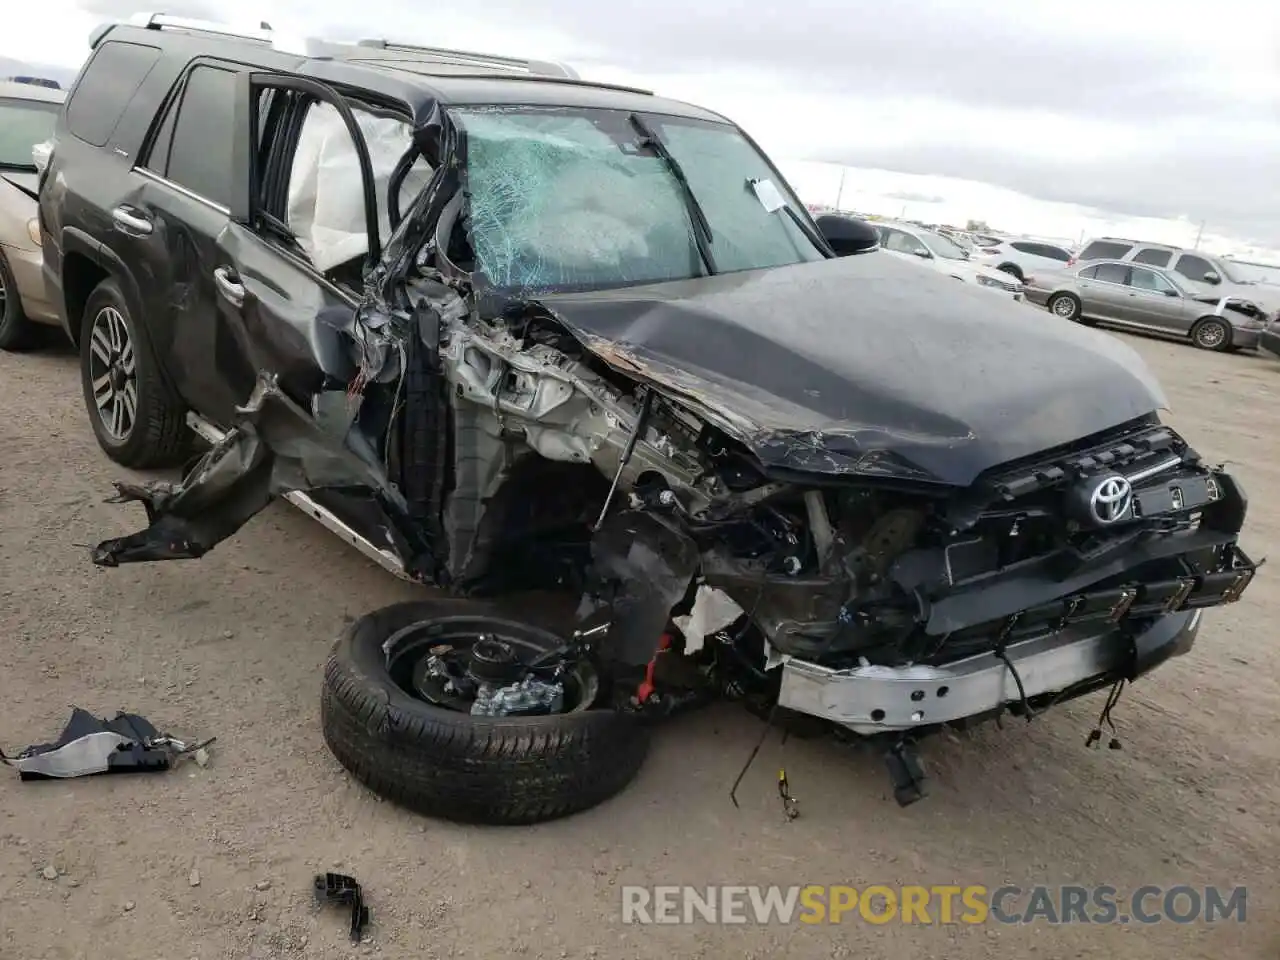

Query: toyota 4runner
37;13;1258;821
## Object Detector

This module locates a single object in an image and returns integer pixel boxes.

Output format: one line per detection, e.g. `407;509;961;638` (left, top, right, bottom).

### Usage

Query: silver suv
1070;238;1279;316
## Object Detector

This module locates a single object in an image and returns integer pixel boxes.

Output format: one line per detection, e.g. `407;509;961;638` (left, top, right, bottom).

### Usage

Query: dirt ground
2;321;1278;960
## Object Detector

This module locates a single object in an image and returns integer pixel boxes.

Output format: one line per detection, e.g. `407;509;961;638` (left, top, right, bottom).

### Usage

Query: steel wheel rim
88;306;138;441
1197;322;1225;348
384;618;598;715
1052;297;1075;318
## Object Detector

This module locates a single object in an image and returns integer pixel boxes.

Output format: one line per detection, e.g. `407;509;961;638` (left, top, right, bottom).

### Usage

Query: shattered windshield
451;106;826;292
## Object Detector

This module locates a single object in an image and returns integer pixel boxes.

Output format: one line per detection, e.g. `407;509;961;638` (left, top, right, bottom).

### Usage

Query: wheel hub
467;636;526;686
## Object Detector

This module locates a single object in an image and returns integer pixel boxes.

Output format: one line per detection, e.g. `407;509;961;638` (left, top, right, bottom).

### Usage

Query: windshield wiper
779;204;835;256
628;113;716;275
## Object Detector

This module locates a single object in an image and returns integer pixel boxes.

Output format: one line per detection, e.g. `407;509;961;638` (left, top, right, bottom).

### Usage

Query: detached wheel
0;251;35;351
1047;292;1083;322
1191;317;1231;352
321;601;650;825
79;277;189;468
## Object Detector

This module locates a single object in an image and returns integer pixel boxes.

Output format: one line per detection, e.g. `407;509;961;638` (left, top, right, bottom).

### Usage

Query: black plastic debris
0;707;214;781
314;872;370;942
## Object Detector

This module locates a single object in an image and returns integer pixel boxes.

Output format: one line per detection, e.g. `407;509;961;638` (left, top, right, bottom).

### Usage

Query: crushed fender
92;373;409;567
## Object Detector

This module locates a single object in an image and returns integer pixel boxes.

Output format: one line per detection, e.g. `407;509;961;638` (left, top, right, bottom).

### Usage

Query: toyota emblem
1089;475;1133;524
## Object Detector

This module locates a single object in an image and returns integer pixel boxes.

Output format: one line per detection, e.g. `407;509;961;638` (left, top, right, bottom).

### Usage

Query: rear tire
998;263;1024;282
1047;292;1085;323
0;252;36;352
79;277;190;468
1191;317;1232;352
321;600;651;825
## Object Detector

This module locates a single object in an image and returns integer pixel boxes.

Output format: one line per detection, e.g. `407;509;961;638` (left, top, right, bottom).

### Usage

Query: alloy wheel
87;306;138;440
1052;296;1077;319
1196;321;1226;349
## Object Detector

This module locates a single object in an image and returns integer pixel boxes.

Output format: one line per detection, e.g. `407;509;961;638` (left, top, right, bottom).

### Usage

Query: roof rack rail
353;38;580;80
127;11;275;44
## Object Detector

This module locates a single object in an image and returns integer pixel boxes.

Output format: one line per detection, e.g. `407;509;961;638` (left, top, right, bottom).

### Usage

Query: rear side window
1132;247;1173;267
66;41;162;147
147;65;239;208
1078;240;1133;261
1011;241;1072;260
1090;263;1129;284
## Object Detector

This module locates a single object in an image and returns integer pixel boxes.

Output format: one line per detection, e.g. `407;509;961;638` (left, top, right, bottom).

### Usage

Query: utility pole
834;168;847;212
1193;220;1205;250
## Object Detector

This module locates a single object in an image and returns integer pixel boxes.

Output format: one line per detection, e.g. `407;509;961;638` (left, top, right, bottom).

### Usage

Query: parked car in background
0;79;64;350
1070;237;1280;317
3;76;63;90
876;221;1025;300
964;231;1006;247
1031;259;1267;352
971;237;1074;283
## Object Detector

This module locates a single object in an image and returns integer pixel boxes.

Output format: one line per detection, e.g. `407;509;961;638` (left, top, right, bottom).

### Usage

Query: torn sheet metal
92;373;410;567
533;253;1168;487
577;510;699;668
0;708;211;780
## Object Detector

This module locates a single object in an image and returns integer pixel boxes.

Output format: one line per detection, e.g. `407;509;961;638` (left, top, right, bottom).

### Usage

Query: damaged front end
91;97;1259;792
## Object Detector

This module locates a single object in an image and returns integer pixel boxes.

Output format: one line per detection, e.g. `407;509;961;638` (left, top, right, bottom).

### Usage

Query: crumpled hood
537;254;1167;487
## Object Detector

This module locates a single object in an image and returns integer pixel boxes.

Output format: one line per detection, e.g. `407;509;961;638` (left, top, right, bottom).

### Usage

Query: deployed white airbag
288;103;434;274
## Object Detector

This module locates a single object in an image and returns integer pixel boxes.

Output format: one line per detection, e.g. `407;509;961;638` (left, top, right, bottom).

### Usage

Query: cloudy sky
5;0;1278;254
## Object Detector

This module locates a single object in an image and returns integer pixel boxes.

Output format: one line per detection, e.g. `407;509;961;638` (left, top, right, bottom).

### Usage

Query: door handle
111;206;152;235
214;266;245;308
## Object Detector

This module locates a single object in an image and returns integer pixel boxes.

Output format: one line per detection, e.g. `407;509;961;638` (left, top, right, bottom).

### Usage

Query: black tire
79;277;190;468
1191;316;1232;352
0;251;36;351
321;600;650;825
1047;292;1087;323
998;263;1024;282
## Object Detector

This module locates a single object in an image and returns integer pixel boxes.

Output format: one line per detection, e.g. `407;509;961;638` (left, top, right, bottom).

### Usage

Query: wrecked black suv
41;15;1257;823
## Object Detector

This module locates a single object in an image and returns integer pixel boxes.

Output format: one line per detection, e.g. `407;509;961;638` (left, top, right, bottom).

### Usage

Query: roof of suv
94;21;728;125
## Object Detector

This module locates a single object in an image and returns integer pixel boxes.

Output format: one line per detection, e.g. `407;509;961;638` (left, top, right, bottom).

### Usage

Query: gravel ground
2;322;1278;960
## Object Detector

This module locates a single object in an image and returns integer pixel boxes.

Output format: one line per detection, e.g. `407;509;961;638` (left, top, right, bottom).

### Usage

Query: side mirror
814;214;880;257
913;248;932;259
1164;288;1180;297
1203;271;1222;284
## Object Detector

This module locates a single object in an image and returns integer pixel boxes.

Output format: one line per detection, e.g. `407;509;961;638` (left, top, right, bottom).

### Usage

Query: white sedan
875;222;1026;301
